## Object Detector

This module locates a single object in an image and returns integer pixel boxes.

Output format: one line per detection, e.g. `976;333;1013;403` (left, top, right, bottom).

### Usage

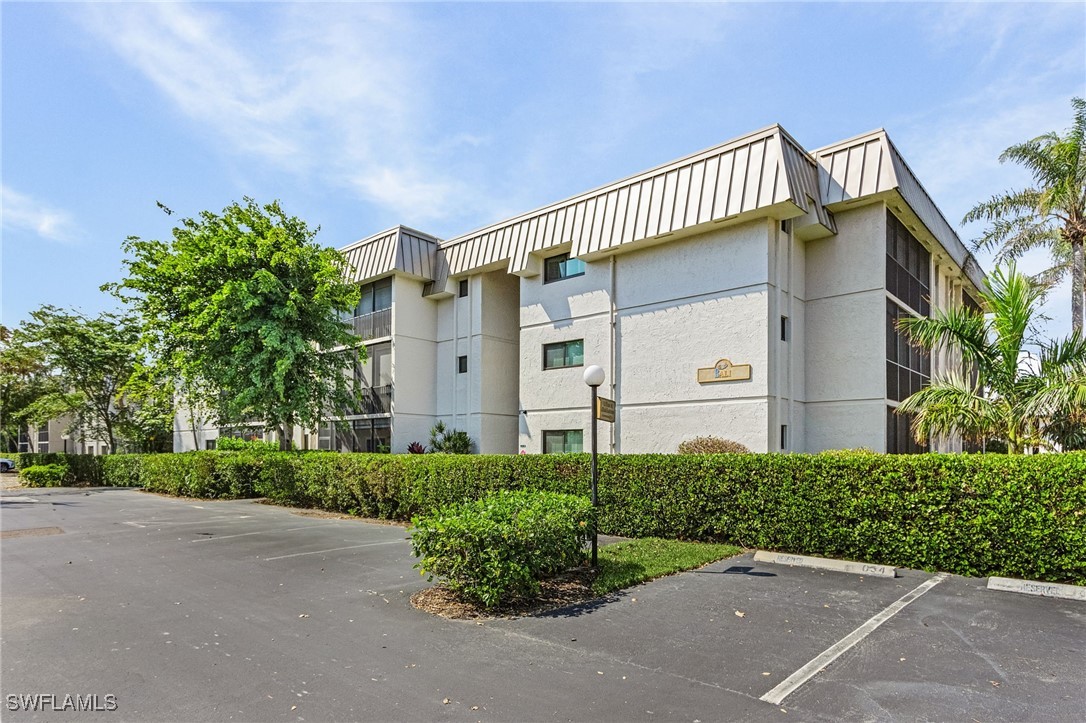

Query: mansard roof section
815;130;986;292
440;124;832;277
339;225;444;283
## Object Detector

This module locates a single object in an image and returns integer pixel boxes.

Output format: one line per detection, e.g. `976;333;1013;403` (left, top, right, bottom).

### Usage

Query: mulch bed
411;567;601;619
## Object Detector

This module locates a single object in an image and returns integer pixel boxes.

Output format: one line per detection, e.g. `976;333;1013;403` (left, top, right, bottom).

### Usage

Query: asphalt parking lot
2;487;1083;722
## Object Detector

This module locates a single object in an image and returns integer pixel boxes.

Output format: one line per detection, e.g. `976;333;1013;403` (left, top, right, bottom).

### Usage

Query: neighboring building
16;415;111;456
176;124;987;455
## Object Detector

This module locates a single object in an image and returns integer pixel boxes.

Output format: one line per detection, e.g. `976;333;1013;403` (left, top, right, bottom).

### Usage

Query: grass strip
593;538;741;595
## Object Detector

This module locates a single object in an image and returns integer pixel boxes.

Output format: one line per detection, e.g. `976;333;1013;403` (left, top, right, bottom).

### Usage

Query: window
780;316;789;342
886;212;931;316
458;355;468;374
350;277;393;317
205;440;217;451
319;418;391;453
886;300;930;402
458;279;469;298
544;253;586;283
543;430;584;453
780;425;788;450
542;339;584;370
887;406;928;454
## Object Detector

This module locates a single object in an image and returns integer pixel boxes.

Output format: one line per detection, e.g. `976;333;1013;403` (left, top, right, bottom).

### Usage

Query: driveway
1;487;1083;721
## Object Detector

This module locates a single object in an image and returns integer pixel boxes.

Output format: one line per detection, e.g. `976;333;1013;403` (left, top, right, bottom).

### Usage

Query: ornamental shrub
428;421;475;454
677;436;750;454
216;437;281;453
410;490;593;607
19;464;70;487
83;449;1086;584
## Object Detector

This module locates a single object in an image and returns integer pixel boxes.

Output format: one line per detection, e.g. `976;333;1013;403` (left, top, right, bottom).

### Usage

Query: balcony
349;308;392;341
342;384;392;416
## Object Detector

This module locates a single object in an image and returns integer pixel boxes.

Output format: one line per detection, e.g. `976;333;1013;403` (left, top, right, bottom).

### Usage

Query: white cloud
0;185;78;242
73;3;491;225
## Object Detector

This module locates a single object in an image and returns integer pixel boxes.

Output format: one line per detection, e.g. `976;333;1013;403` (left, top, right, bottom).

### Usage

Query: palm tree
897;265;1086;454
963;97;1086;334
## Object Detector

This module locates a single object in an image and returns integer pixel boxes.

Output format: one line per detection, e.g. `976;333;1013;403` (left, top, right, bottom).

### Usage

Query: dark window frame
457;355;468;374
886;299;930;403
543;429;584;454
885;211;931;316
542;339;585;370
458;279;469;298
543;252;586;284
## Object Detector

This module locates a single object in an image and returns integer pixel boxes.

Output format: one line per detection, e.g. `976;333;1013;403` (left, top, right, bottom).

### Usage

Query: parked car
0;458;15;473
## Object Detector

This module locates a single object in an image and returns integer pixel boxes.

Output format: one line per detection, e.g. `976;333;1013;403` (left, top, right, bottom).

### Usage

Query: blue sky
2;1;1084;338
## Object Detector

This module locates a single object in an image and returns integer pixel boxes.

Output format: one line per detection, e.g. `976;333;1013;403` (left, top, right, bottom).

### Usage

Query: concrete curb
753;550;896;578
987;577;1086;602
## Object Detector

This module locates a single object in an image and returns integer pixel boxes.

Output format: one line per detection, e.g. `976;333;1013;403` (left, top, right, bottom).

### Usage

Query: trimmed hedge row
9;450;1086;584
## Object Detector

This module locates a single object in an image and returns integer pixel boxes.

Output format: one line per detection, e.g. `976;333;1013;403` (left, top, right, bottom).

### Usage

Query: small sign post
582;366;611;567
595;396;615;423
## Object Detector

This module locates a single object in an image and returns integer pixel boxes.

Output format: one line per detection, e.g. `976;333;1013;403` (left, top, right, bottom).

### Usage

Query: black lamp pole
590;382;599;567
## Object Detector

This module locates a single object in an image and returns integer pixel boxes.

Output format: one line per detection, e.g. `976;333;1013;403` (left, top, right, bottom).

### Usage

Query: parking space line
189;525;327;542
263;540;405;561
760;573;949;706
123;515;252;528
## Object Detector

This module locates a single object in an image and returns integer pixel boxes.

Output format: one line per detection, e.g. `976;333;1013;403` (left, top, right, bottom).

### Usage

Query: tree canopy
897;265;1086;453
964;97;1086;334
8;307;156;453
107;198;362;449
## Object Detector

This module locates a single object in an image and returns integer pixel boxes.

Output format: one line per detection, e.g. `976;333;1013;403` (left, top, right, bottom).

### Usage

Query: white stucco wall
518;219;775;454
804;202;887;451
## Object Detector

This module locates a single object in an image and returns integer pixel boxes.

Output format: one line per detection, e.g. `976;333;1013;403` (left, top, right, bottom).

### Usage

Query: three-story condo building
176;124;986;455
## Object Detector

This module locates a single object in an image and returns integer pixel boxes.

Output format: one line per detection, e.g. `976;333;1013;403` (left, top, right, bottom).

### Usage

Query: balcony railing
341;384;392;416
348;308;392;341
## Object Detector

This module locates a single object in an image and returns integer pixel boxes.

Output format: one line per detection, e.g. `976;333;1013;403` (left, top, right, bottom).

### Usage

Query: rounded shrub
18;464;70;487
677;436;750;454
410;489;593;608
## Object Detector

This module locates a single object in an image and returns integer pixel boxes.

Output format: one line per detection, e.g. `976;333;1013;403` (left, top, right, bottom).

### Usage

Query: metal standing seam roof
339;226;442;283
814;130;987;292
338;125;984;294
437;124;829;279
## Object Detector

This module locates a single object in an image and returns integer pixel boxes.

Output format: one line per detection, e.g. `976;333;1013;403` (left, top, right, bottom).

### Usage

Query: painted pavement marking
263;539;406;561
760;573;949;706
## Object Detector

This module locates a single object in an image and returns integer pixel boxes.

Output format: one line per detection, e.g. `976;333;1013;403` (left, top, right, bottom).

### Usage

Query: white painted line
754;550;895;578
190;525;325;543
125;515;251;528
987;577;1086;602
263;539;405;561
760;573;948;706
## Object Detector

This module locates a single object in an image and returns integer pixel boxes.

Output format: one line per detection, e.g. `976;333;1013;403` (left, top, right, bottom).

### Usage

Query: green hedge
12;450;1086;584
10;453;106;486
411;490;593;607
19;464;70;487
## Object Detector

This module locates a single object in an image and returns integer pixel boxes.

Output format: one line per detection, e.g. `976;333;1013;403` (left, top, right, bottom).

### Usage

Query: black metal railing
349;308;392;340
341;384;392;416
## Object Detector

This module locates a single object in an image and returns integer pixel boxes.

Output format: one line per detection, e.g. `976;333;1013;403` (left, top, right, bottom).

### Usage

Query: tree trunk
279;422;293;451
1072;236;1084;336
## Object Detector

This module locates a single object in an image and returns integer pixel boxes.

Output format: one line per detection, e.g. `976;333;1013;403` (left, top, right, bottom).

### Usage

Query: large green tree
13;307;148;453
897;265;1086;453
0;325;59;451
964;97;1086;334
108;198;362;450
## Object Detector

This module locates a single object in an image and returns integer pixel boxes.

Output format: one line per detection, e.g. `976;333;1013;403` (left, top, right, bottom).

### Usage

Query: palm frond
896;373;1000;445
963;188;1042;226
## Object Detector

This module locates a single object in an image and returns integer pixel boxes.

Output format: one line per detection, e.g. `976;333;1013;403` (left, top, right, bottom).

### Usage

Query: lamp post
61;433;70;454
583;364;605;566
